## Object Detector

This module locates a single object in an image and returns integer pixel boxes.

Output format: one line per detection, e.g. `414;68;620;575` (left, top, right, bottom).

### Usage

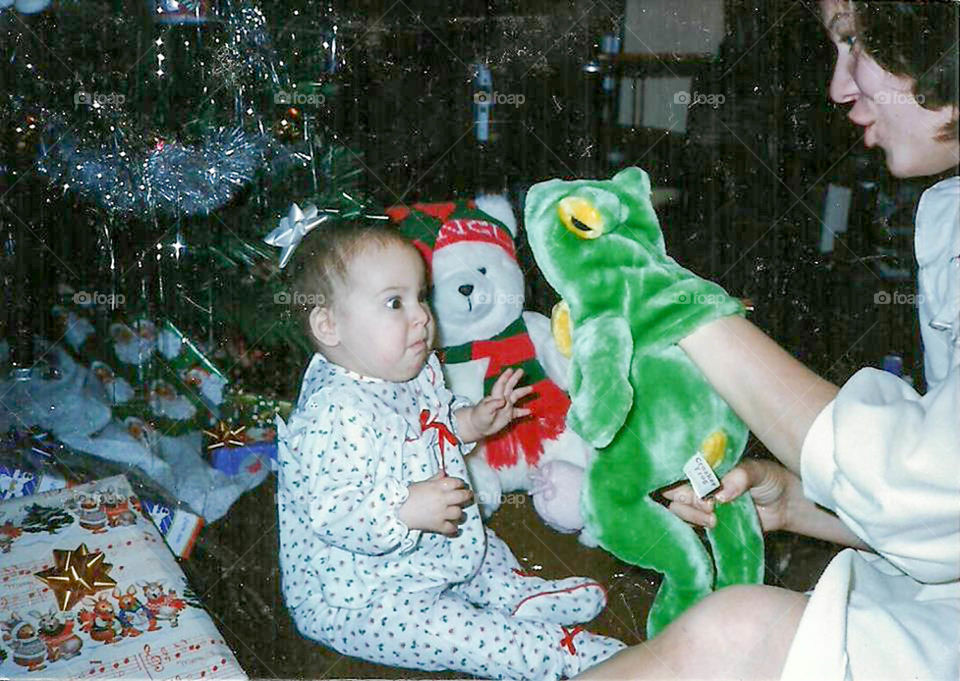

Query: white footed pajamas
277;353;623;679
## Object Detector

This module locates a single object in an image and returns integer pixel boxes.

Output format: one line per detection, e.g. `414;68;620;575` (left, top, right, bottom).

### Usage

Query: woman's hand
663;459;797;533
663;458;869;549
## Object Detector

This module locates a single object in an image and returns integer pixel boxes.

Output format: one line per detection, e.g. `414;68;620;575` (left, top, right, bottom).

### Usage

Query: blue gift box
208;441;278;476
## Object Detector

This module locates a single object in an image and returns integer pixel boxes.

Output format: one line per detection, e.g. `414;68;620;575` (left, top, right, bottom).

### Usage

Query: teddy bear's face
430;241;525;347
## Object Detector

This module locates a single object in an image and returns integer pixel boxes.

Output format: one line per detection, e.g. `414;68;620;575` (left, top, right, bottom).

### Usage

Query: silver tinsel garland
34;125;303;218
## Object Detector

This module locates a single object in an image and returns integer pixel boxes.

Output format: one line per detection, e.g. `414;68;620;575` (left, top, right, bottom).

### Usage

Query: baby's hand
398;473;473;536
457;368;534;442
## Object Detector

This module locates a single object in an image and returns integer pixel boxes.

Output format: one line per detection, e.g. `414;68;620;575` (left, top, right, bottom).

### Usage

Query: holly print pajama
277;353;623;679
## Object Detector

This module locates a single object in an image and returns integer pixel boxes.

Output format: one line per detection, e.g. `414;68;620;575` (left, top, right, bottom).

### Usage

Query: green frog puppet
525;167;764;637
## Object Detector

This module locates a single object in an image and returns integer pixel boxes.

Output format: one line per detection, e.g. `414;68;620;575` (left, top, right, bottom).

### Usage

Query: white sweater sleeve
801;366;960;584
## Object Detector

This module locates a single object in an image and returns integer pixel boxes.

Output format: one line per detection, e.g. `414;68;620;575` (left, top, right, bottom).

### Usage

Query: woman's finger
663;484;714;512
667;500;717;529
662;483;694;502
715;466;752;502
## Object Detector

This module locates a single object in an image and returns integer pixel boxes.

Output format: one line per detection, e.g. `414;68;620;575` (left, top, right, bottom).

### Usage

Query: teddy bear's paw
576;526;600;548
511;577;607;626
530;460;585;533
464;456;503;518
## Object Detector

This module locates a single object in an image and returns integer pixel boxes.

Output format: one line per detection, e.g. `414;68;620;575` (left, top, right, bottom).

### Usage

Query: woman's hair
853;1;959;140
286;222;412;344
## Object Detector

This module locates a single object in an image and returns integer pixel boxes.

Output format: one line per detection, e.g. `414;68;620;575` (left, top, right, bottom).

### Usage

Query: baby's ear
309;306;339;347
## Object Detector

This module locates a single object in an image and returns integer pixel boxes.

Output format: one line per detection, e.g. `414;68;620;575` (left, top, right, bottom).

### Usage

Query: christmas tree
0;0;378;520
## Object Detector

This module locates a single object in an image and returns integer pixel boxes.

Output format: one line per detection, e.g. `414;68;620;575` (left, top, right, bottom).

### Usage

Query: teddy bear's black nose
458;284;474;297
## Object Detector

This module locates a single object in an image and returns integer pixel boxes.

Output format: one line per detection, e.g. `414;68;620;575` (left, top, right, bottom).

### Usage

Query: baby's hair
286;222;414;345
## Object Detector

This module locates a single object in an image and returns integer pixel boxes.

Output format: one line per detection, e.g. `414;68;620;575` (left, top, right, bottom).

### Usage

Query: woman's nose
829;53;859;104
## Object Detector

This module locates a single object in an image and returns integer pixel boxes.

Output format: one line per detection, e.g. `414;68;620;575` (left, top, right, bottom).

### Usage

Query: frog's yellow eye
557;196;605;239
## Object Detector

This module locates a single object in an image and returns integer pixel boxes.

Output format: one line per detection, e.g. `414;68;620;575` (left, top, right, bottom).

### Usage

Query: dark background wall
323;0;926;388
1;0;928;388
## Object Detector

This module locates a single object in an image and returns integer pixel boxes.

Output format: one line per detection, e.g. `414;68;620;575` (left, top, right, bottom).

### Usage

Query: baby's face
324;241;435;382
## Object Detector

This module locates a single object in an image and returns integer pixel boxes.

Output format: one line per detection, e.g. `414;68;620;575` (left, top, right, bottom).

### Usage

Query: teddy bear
386;196;595;538
524;166;764;637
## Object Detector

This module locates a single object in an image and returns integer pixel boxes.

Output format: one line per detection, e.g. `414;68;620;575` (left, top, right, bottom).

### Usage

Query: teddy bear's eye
478;267;487;275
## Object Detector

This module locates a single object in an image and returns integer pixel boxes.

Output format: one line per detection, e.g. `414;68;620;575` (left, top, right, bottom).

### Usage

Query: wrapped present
0;475;246;678
0;466;202;561
106;319;228;434
205;424;277;476
49;294;229;434
204;391;291;475
0;464;68;501
0;432;204;560
1;298;267;524
137;499;204;561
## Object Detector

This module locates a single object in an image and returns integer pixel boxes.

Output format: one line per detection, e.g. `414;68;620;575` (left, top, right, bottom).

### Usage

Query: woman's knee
664;585;807;657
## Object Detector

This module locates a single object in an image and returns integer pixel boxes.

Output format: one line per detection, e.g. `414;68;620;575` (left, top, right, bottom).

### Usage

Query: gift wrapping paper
0;475;245;679
0;465;203;561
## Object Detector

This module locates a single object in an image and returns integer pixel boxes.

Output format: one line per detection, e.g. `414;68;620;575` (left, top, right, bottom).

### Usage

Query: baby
271;217;625;680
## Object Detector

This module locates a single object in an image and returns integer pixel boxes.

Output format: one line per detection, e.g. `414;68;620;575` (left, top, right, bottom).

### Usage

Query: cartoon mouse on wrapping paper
1;613;48;672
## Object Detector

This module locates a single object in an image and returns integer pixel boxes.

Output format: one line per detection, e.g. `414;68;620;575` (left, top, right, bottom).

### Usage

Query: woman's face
821;0;959;178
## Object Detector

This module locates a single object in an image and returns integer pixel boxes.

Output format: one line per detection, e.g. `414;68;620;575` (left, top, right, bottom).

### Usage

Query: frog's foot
647;582;712;639
708;493;765;589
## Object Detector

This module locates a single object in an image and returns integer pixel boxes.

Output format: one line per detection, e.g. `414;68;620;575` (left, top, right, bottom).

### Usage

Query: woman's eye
386;297;402;310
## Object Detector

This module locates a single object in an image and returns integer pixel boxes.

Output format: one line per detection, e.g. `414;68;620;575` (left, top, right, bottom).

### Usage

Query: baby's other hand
469;368;534;439
398;473;474;536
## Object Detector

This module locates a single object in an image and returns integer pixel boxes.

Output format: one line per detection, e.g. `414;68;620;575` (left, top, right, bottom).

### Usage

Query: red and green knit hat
385;199;516;270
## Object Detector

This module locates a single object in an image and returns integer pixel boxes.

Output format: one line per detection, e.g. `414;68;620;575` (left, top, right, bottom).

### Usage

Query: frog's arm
567;313;633;449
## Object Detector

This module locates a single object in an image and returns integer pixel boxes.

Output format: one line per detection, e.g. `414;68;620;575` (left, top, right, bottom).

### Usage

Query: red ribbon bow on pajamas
560;626;584;655
420;409;458;476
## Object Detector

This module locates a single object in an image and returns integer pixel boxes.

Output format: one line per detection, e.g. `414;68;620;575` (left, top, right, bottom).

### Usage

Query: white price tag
683;452;721;500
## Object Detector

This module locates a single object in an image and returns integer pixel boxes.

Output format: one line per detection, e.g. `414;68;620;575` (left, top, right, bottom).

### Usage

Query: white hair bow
264;203;335;269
